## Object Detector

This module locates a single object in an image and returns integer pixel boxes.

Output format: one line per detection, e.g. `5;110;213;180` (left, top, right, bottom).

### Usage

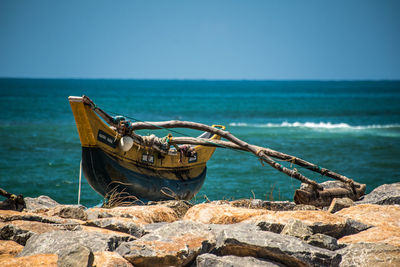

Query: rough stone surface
93;251;134;267
256;221;285;233
229;199;296;211
85;218;144;238
45;205;88;220
0;219;77;235
0;240;24;260
337;218;372;238
306;234;340;251
293;204;319;211
339;225;400;247
116;221;215;267
356;182;400;205
85;205;178;225
57;245;94;267
280;219;313;240
19;230;131;256
196;253;286;267
184;203;270;224
336;204;400;228
0;253;58;267
328;198;354;213
244;210;348;238
0;224;34;245
215;229;341;267
147;200;193;218
338;243;400;267
24;195;59;211
142;222;168;235
0;209;84;226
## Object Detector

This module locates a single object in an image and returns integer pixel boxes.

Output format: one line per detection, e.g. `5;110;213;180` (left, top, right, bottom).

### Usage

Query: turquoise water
0;79;399;206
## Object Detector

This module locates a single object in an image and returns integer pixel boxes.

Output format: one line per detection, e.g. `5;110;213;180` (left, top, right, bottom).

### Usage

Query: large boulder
335;204;400;228
328;198;354;213
357;183;400;205
93;251;133;267
85;218;145;238
338;243;400;267
24;196;59;211
244;210;348;238
85;206;178;225
196;253;286;267
339;225;400;247
57;245;94;267
19;230;131;256
147;200;193;218
44;205;88;221
0;240;24;260
306;234;340;251
116;221;215;267
229;199;296;211
183;203;270;224
215;229;341;267
0;224;34;245
0;254;58;267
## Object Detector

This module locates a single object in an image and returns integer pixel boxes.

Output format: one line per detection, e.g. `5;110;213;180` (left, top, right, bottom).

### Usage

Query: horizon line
1;77;400;82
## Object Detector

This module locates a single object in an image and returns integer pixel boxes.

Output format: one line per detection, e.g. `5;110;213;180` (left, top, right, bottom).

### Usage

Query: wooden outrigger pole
83;96;366;206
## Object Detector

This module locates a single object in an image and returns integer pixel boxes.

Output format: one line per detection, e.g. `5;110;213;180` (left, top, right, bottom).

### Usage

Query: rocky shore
0;182;399;267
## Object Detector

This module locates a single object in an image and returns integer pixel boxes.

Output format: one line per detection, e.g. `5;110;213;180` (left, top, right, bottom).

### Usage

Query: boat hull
82;146;207;201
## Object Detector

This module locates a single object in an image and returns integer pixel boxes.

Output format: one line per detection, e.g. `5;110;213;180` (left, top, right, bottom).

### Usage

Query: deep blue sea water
0;79;399;207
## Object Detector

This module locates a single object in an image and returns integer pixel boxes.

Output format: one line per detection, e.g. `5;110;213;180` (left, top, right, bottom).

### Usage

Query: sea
0;79;399;207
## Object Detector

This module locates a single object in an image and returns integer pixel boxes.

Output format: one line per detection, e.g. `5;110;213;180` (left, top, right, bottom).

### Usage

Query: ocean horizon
1;78;399;207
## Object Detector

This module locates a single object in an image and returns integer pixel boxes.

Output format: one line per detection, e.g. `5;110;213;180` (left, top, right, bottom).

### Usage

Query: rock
357;183;400;205
0;240;24;260
338;243;400;267
256;221;285;233
337;218;372;238
147;200;193;218
230;199;296;211
85;218;144;238
0;253;58;267
0;209;84;227
0;219;81;234
24;195;59;211
57;245;94;267
328;198;354;213
0;224;34;245
19;230;131;256
46;205;88;220
244;210;348;238
184;203;270;224
196;253;286;267
85;205;178;225
215;229;341;267
116;221;215;267
93;251;134;267
335;204;400;228
306;234;340;251
339;225;400;247
280;219;313;240
293;204;319;211
142;222;168;235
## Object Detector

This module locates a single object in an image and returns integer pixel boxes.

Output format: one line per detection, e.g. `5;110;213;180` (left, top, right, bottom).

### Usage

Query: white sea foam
228;122;400;130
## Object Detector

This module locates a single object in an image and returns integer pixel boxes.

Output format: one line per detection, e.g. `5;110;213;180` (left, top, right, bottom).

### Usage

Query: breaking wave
228;122;400;129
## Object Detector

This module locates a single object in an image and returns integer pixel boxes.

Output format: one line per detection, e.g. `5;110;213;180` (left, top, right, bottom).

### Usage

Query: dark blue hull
81;147;207;201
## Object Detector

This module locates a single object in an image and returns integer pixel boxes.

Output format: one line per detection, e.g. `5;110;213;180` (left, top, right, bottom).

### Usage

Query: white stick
78;160;82;205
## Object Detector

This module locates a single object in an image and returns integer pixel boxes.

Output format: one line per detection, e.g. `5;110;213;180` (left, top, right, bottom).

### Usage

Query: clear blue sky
1;0;399;80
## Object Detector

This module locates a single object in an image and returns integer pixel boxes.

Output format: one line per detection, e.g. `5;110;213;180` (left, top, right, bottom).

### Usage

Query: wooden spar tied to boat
69;96;223;201
69;95;366;205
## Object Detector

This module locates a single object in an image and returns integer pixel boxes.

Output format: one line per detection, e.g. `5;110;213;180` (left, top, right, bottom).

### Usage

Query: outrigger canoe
69;96;223;201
